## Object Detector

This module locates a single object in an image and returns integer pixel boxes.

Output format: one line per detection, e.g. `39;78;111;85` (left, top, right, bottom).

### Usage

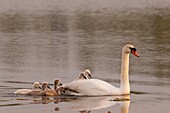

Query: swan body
63;44;139;96
63;79;121;96
14;82;41;95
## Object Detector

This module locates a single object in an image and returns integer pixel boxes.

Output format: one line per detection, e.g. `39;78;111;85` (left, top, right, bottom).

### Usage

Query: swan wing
63;79;120;96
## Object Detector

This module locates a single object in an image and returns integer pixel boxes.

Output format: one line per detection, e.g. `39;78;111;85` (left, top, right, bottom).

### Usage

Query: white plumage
63;79;121;96
62;44;139;96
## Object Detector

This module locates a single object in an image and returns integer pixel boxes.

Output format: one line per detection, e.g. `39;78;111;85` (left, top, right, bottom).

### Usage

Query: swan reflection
29;95;130;113
55;95;130;113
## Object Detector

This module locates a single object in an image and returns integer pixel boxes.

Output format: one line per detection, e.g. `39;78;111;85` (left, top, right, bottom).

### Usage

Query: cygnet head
84;69;91;78
42;82;51;90
123;44;139;57
79;72;88;79
54;79;62;90
33;82;41;90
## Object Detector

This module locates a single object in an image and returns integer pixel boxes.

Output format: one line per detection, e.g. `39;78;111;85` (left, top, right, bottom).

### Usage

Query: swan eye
129;47;139;57
129;47;136;52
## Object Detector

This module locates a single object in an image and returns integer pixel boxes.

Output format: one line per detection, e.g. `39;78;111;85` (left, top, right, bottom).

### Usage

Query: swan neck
120;51;130;93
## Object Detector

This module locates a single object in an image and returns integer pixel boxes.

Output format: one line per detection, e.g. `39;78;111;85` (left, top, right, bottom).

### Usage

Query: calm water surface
0;0;170;113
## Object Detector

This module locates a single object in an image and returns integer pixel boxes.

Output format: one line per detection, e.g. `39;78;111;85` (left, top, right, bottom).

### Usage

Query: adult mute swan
62;44;139;96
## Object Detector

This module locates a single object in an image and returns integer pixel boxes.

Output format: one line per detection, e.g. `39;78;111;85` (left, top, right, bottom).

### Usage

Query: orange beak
131;50;139;57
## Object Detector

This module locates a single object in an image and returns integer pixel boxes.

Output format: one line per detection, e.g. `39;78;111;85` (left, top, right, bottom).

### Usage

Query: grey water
0;0;170;113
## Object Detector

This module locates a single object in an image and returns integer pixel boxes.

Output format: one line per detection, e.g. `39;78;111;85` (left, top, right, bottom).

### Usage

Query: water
0;0;170;113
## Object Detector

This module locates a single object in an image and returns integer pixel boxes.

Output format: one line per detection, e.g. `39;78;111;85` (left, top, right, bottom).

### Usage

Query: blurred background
0;0;169;113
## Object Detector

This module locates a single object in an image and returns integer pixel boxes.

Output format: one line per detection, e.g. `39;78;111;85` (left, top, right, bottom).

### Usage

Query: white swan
62;44;139;96
14;82;41;95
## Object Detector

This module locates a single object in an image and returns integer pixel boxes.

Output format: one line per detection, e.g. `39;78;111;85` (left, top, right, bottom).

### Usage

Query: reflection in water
29;95;130;113
62;95;130;112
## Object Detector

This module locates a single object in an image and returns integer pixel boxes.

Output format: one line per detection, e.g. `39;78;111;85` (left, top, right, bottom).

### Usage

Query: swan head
33;82;41;90
84;69;91;78
123;44;139;57
42;82;51;90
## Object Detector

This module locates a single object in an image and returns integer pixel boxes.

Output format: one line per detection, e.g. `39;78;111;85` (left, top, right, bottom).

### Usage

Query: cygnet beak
59;83;63;86
47;86;51;89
